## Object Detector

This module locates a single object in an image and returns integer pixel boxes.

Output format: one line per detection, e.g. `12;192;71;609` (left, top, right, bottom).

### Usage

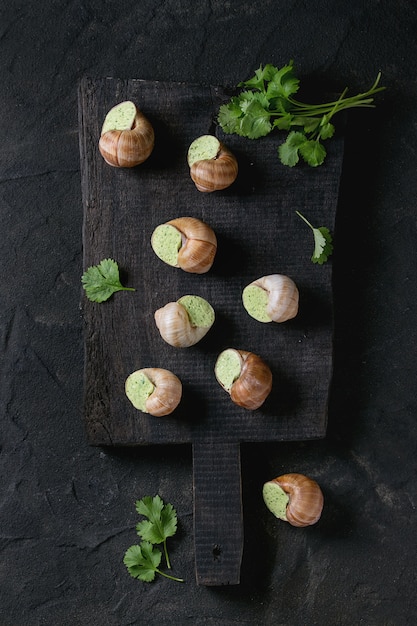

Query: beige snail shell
214;348;272;410
151;217;217;274
154;295;215;348
242;274;299;323
187;135;238;192
125;367;182;417
263;473;324;527
98;100;155;168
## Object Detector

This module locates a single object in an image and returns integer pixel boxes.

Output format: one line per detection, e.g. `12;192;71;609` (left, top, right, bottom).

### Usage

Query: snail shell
215;348;272;410
243;274;299;323
125;367;182;417
187;135;238;192
151;217;217;274
99;101;155;168
154;295;215;348
263;473;324;527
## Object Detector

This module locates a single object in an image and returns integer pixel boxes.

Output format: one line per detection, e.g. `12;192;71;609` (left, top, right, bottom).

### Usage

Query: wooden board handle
192;441;243;585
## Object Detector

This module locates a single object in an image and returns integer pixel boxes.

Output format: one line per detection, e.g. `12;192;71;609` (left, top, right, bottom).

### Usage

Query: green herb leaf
312;227;333;264
218;99;243;134
239;63;278;91
135;495;178;569
218;62;385;168
81;258;135;302
265;62;300;99
296;211;334;264
124;496;184;583
301;117;321;133
273;112;293;130
319;121;335;140
278;131;307;167
298;139;327;167
123;541;184;583
136;495;177;544
124;542;162;582
218;91;272;139
239;99;272;138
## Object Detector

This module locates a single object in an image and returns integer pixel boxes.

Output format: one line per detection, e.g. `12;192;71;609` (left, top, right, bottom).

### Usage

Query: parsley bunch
123;495;184;583
218;61;384;167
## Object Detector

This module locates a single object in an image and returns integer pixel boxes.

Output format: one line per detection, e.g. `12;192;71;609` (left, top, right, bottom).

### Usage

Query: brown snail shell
230;350;272;409
267;473;324;527
243;274;299;323
154;295;215;348
152;217;217;274
99;101;154;167
188;136;238;192
125;367;182;417
215;348;272;410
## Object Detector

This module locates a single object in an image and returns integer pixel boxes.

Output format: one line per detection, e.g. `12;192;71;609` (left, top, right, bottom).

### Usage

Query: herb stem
266;92;383;120
295;210;313;229
163;540;171;569
156;569;184;582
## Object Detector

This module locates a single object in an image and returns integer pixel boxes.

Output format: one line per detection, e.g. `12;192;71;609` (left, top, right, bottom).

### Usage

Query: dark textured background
1;2;416;624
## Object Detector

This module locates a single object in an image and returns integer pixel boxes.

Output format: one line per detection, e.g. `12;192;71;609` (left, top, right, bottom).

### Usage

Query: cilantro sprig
81;258;135;302
135;495;178;569
296;211;333;264
218;61;385;167
124;495;184;583
124;541;184;583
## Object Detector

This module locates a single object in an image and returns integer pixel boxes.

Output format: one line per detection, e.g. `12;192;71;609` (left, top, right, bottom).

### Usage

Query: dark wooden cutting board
78;76;344;585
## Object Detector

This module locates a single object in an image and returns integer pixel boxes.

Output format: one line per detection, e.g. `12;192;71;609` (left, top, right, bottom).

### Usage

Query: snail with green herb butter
263;473;324;527
242;274;299;323
125;368;182;416
214;348;272;410
99;100;155;167
187;135;238;192
151;217;217;274
155;295;215;348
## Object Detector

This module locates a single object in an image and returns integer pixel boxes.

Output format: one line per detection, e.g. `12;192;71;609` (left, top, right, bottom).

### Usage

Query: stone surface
1;1;416;624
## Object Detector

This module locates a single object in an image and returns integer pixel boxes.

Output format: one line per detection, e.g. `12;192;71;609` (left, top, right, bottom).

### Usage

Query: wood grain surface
78;76;344;584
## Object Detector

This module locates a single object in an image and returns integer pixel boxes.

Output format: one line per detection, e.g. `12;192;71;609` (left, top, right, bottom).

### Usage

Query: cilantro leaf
124;496;184;583
296;211;333;264
239;63;278;91
238;100;272;138
273;113;294;130
123;542;184;583
218;91;272;137
135;495;178;569
299;117;321;133
278;131;307;167
81;258;135;302
218;100;243;134
312;226;333;264
298;139;327;167
238;90;270;112
124;542;161;582
265;63;300;99
319;121;335;140
217;62;385;167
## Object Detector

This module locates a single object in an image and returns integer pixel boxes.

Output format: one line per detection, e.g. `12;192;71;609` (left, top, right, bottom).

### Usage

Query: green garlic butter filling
214;348;242;392
101;101;137;134
262;481;289;520
187;135;220;167
242;284;272;323
125;370;155;413
178;295;215;328
151;224;182;267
